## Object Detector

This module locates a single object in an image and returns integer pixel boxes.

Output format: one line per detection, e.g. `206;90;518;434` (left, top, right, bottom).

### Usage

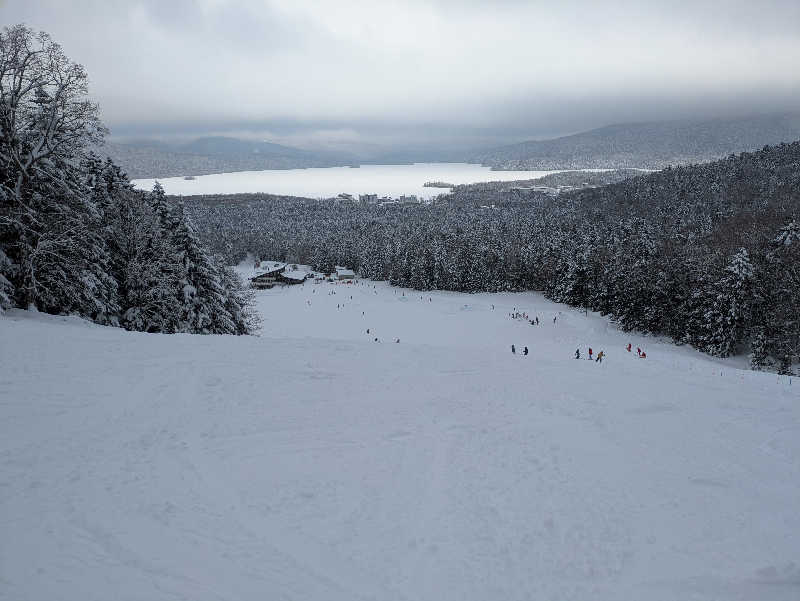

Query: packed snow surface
1;277;799;601
132;163;578;199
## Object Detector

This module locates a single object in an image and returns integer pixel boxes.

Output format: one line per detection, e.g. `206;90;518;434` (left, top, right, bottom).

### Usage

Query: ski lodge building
334;267;355;280
249;261;286;289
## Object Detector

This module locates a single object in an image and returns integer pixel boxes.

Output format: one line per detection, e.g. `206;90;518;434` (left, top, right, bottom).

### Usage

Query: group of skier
511;344;529;356
574;343;648;363
627;343;647;358
509;308;544;326
575;347;605;363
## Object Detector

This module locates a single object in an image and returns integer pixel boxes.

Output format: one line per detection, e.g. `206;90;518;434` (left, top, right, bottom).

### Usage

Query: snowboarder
511;344;516;354
575;348;580;359
595;351;604;363
523;346;529;356
640;351;647;359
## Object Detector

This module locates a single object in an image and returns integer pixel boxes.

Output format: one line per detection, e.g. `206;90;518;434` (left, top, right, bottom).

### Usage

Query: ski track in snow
1;277;799;601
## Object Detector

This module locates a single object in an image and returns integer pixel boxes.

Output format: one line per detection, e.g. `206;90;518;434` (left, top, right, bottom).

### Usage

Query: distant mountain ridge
98;136;356;179
471;112;800;170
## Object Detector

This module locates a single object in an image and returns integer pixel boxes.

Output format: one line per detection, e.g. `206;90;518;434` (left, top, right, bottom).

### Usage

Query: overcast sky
4;0;800;151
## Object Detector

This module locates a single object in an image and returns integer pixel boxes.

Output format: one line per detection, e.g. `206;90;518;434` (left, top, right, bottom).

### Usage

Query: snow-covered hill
1;279;798;601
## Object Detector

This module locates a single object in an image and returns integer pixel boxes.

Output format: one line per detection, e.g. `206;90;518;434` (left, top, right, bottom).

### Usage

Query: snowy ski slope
1;277;798;601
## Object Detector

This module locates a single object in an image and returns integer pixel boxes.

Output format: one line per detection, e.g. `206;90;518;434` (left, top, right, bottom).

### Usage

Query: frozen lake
132;163;571;199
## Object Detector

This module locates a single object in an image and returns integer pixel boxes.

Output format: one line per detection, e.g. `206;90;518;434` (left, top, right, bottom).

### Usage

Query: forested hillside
471;113;800;170
443;169;642;206
100;137;354;179
0;25;256;334
187;143;800;372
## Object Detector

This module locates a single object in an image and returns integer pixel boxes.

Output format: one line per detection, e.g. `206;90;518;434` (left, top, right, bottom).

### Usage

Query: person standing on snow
523;347;529;356
595;351;604;363
575;349;581;359
626;343;632;352
588;348;593;360
511;344;516;354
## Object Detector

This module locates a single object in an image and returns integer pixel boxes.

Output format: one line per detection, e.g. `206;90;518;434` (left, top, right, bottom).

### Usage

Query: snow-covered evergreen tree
704;249;757;357
170;201;234;334
219;263;261;335
0;25;109;315
760;221;800;374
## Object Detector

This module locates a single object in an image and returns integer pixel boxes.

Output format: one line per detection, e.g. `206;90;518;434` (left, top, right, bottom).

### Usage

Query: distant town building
509;186;560;196
359;193;378;204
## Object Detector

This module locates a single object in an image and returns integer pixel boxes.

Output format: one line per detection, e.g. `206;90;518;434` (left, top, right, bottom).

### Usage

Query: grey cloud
2;0;799;151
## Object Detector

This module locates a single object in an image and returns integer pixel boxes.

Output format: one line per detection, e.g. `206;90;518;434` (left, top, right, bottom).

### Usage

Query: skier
626;343;632;352
367;328;370;334
637;347;641;357
588;347;593;360
511;344;516;354
523;346;529;356
595;351;604;363
553;315;557;324
575;348;580;359
535;317;539;325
